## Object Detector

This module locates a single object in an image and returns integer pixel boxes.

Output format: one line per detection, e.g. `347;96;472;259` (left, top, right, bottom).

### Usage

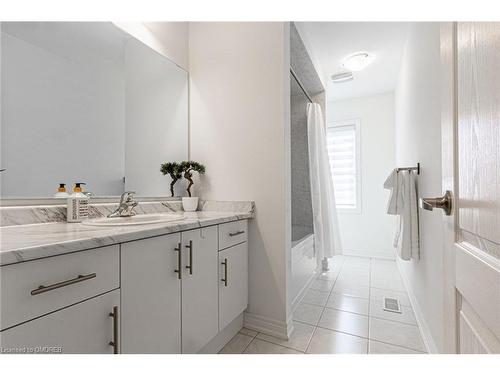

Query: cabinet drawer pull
174;242;182;279
109;306;119;354
228;230;245;237
221;258;228;287
185;240;193;275
30;273;97;296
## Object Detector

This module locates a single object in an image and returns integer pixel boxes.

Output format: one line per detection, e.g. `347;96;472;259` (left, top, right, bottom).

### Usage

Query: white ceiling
295;22;410;101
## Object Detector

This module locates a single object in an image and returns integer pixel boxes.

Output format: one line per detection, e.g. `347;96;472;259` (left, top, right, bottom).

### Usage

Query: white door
441;22;500;354
120;233;182;353
181;226;219;353
219;242;248;330
0;290;119;354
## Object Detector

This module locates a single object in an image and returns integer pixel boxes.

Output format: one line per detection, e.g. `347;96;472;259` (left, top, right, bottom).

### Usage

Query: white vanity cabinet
181;226;219;353
120;233;182;354
0;218;249;354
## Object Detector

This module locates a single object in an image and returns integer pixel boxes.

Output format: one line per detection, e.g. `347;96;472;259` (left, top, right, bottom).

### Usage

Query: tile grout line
303;325;317;354
220;330;255;354
304;256;344;354
368;315;419;327
249;335;305;354
239;329;258;338
321;257;344;310
313;325;370;340
324;256;344;301
313;305;369;318
368;337;427;354
240;336;256;354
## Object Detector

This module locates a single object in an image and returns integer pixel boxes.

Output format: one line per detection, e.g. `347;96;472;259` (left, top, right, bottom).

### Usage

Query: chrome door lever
419;190;453;216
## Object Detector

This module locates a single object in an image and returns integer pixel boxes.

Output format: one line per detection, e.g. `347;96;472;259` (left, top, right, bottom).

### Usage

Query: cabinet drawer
1;245;119;331
218;220;248;250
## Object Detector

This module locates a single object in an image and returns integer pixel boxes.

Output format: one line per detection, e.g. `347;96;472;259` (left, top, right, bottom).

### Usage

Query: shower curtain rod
290;68;313;104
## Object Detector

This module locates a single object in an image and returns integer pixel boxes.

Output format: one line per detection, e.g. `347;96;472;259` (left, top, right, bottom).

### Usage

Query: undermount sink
82;213;184;227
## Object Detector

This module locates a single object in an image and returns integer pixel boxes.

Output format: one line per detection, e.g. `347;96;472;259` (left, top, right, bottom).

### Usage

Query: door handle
419;190;452;216
221;258;228;287
30;273;96;296
109;306;119;354
185;240;193;275
174;242;182;279
229;230;245;237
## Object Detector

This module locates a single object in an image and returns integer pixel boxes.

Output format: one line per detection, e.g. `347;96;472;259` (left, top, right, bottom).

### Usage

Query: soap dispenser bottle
54;183;69;198
67;183;90;223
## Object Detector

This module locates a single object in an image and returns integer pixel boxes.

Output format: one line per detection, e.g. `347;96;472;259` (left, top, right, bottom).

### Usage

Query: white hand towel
383;169;403;215
384;169;419;260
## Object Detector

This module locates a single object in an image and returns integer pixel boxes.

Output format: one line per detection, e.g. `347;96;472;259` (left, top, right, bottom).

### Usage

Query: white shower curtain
307;103;342;267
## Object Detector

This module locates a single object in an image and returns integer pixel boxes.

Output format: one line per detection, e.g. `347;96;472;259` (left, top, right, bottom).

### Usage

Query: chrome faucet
108;191;138;218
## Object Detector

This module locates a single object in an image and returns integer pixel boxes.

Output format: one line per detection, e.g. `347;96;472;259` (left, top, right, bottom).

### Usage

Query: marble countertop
0;211;252;266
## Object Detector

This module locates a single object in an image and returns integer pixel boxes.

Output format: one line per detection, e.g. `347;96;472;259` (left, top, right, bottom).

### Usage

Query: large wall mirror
0;22;188;199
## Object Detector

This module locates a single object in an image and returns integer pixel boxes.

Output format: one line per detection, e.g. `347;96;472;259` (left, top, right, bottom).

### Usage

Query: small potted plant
160;161;183;197
180;161;206;211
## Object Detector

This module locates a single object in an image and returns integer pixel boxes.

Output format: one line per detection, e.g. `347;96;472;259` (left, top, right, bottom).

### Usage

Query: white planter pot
182;197;199;212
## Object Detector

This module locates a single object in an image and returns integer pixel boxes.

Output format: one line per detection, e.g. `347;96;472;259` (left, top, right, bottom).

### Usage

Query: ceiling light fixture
341;52;374;72
331;71;354;83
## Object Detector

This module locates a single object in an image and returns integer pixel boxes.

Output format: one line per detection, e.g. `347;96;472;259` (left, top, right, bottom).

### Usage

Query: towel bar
396;162;420;175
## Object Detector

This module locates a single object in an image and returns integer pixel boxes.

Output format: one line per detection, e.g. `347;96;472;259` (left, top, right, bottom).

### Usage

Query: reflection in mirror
0;22;188;198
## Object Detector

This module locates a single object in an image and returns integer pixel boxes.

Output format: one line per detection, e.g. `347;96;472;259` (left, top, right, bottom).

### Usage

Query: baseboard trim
343;249;396;260
396;258;439;354
243;312;290;340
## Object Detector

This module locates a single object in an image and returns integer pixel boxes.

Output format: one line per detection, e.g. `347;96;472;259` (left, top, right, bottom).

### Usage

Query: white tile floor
219;255;427;354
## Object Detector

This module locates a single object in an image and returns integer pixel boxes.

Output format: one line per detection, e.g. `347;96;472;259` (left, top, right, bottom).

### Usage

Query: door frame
440;21;459;354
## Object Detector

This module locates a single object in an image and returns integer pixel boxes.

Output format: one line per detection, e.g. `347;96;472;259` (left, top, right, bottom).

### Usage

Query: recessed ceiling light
331;71;354;83
341;52;374;72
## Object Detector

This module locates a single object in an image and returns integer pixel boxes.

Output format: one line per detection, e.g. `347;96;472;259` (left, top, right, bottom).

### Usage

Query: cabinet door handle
185;240;193;275
30;273;96;296
109;306;119;354
174;242;182;279
228;230;245;237
221;258;228;287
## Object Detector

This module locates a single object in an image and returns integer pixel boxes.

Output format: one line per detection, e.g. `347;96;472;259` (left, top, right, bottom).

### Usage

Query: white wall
188;22;292;335
113;22;189;71
328;92;396;259
394;22;444;353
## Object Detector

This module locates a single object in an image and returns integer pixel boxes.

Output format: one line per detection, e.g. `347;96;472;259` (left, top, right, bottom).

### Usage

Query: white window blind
327;123;359;210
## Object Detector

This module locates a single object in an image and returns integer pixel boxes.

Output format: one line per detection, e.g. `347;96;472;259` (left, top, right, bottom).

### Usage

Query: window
327;119;361;213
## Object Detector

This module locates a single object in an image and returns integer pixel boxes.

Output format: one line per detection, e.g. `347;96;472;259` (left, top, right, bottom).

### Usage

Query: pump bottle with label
67;183;89;223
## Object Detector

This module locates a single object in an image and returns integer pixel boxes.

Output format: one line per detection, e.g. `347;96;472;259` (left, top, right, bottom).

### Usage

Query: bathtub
290;232;317;309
